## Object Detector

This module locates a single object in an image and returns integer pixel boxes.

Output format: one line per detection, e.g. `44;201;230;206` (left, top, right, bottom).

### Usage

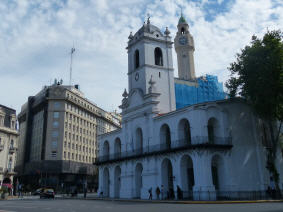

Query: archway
136;128;143;154
103;168;110;197
103;141;110;161
114;138;121;159
114;166;121;198
180;155;194;199
161;158;174;199
178;119;191;146
160;124;171;150
135;163;143;198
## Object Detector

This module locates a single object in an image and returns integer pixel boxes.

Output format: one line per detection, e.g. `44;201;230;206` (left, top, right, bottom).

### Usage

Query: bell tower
123;19;176;113
174;14;196;80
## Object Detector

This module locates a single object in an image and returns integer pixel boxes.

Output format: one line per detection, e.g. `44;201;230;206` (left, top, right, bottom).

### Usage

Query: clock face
179;36;188;45
135;72;139;81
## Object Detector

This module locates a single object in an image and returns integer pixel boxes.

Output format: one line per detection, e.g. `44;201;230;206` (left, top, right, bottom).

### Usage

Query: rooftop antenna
69;43;75;86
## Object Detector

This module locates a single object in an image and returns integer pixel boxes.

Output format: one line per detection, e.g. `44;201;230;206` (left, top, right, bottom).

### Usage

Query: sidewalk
4;193;283;204
59;194;283;204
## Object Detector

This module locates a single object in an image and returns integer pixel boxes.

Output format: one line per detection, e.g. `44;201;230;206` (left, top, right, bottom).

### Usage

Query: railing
173;190;283;201
9;146;17;154
96;136;232;164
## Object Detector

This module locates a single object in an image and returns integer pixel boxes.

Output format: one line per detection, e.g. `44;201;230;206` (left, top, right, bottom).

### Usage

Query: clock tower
174;14;196;80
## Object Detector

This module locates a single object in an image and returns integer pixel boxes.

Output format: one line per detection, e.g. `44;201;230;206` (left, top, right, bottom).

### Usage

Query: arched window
135;50;139;69
207;118;219;144
178;119;191;145
160;124;171;150
136;128;143;154
181;27;185;34
103;141;110;161
154;47;163;66
114;138;121;159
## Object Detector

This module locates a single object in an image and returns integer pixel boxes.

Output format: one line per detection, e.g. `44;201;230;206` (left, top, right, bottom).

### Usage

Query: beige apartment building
0;105;18;188
15;80;120;191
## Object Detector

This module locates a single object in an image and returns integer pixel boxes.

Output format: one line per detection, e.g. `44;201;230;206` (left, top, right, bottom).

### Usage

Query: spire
178;7;187;24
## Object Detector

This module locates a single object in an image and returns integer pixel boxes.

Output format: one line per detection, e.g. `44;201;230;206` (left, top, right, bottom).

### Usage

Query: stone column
192;153;216;200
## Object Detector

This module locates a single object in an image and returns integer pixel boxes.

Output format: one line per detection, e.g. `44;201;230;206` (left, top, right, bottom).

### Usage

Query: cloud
0;0;282;113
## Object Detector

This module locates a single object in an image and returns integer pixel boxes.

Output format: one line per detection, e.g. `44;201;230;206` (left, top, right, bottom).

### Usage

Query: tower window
154;47;163;66
135;50;139;69
159;72;161;78
181;27;185;34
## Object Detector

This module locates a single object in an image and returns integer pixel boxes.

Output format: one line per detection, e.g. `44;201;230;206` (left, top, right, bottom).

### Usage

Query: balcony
5;168;16;175
95;136;232;165
9;146;17;154
0;144;4;151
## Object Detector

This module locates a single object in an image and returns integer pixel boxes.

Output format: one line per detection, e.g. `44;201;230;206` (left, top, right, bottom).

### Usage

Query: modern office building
15;81;121;191
0;105;18;188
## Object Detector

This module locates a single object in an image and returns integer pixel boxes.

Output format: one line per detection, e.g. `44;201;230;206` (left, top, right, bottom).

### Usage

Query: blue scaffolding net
175;74;227;109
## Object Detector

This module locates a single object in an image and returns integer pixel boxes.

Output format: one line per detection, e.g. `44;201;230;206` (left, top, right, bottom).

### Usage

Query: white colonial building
96;16;283;200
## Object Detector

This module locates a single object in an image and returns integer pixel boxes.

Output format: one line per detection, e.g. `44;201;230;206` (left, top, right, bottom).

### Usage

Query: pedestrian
161;185;164;200
156;186;160;200
18;183;22;198
148;187;152;200
83;180;87;198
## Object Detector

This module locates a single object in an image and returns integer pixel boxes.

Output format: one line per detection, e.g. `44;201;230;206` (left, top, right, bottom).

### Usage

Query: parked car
33;188;43;195
40;188;55;199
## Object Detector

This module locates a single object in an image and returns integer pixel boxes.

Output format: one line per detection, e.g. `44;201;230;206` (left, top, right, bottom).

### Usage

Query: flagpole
69;46;75;86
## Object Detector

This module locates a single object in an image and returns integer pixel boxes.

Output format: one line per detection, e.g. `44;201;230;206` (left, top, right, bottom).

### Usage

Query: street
0;199;283;212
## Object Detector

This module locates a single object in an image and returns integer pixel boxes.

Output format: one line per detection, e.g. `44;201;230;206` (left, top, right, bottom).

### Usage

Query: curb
57;197;283;204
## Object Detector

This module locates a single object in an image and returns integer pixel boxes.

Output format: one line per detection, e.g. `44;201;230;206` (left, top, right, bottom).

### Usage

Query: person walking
156;186;160;199
148;187;152;200
18;183;22;198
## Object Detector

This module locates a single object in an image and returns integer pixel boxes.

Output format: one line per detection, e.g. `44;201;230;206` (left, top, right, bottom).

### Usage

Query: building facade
15;82;120;191
96;17;283;200
0;105;18;187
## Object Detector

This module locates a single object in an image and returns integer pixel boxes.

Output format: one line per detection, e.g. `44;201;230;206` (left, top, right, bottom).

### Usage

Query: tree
225;30;283;192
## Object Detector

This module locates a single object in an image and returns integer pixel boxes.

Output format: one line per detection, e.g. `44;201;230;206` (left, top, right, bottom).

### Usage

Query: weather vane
147;13;150;24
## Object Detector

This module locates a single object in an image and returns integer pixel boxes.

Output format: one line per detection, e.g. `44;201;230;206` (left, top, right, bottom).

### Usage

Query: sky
0;0;282;114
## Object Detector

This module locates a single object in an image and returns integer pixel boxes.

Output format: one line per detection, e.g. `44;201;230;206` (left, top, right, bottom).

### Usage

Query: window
53;112;59;119
53;121;59;128
135;49;140;68
51;151;57;158
181;27;185;34
154;47;163;66
68;152;70;159
64;141;67;147
54;102;60;109
52;141;57;148
52;131;59;138
64;151;66;158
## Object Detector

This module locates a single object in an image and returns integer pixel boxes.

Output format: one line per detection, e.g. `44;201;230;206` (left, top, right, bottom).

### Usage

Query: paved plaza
0;199;283;212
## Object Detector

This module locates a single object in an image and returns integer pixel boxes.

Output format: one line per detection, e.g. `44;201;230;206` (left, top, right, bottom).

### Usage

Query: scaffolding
175;74;227;109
